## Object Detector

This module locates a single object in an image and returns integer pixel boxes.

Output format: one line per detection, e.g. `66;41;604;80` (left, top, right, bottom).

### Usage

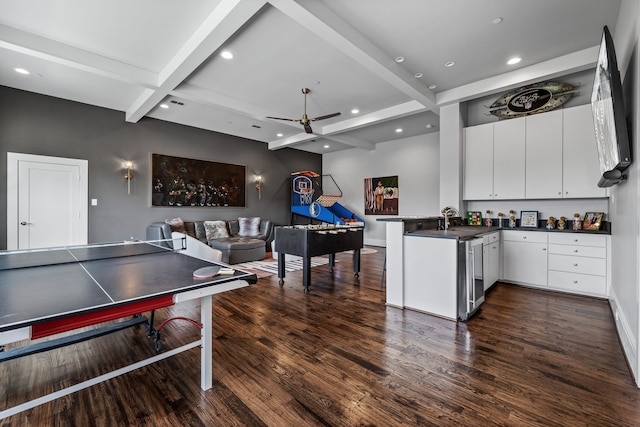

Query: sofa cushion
238;216;261;237
204;220;230;240
165;217;186;234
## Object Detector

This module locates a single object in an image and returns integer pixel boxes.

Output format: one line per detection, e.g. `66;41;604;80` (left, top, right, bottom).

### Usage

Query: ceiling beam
436;46;599;106
126;0;268;123
0;24;156;87
269;0;438;113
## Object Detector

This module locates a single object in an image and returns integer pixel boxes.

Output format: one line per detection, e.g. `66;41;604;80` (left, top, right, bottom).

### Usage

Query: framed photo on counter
520;210;539;228
583;212;604;231
466;211;483;226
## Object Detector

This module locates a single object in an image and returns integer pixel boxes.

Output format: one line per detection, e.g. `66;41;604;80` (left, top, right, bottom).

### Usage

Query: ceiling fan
266;88;341;134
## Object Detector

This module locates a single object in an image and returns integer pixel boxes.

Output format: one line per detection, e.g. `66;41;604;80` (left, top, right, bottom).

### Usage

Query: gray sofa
146;218;274;264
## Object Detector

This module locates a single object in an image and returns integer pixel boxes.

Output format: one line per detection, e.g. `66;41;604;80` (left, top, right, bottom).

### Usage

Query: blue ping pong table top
0;243;257;333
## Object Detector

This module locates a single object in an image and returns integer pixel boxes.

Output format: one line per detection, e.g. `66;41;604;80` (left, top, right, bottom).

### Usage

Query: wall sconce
255;175;262;199
124;161;133;194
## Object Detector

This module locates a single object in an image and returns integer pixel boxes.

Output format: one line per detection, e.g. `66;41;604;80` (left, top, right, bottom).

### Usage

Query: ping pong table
0;239;257;420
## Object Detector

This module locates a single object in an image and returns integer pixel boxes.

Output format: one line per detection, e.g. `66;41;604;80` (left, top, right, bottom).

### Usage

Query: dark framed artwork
364;176;398;215
520;210;539;228
583;212;604;231
151;153;246;207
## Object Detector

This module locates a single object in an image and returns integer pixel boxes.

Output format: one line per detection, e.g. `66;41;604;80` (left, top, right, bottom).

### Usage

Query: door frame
7;152;88;250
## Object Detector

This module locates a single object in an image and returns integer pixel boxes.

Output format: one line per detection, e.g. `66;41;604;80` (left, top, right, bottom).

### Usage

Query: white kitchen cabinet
547;233;608;296
493;116;526;199
483;232;500;290
502;231;548;287
464;119;525;200
562;104;607;198
526;110;563;199
463;123;494;200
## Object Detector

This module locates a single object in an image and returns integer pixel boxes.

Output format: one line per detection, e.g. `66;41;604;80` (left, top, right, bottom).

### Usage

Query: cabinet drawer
548;233;606;247
502;231;547;243
548;254;606;276
482;232;500;245
548;244;606;258
548;271;606;296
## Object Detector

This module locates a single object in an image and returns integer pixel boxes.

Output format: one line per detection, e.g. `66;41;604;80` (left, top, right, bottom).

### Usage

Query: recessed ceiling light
324;144;330;149
414;72;423;78
395;128;403;133
14;68;29;75
444;61;455;68
220;50;233;59
351;108;360;114
428;84;437;90
395;56;405;63
426;124;433;129
159;104;169;109
492;17;503;24
277;133;283;137
507;57;522;65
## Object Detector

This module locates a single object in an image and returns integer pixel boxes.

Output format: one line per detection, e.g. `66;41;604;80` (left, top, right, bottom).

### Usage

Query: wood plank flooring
2;247;640;426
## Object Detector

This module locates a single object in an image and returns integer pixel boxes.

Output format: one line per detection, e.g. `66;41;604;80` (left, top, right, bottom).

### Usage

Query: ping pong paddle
192;266;221;278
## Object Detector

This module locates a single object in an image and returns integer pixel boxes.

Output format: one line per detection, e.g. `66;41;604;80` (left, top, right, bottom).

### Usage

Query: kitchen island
379;217;611;321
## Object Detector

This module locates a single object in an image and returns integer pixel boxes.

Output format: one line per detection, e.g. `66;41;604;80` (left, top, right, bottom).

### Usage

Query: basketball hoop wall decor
365;176;398;215
488;81;576;120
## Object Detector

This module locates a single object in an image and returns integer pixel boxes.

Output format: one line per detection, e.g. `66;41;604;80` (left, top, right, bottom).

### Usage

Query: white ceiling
0;0;621;154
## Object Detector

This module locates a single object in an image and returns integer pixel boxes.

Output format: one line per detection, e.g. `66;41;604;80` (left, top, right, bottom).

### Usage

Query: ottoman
209;238;266;264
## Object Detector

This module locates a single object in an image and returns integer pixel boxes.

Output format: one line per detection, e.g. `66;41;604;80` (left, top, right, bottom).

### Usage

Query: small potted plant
572;213;582;231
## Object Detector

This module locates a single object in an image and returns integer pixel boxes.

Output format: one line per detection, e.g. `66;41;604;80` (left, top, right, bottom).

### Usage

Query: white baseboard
609;286;638;386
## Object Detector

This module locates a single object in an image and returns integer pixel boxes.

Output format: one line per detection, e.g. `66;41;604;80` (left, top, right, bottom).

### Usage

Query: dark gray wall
0;86;322;249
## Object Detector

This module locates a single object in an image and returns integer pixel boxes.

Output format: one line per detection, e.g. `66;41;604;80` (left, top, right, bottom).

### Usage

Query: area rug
233;257;331;277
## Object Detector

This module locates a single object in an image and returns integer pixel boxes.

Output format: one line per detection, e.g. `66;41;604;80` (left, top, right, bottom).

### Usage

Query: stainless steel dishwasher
457;238;485;321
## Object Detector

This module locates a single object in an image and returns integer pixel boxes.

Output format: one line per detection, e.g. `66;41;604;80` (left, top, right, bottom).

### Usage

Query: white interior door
7;153;88;250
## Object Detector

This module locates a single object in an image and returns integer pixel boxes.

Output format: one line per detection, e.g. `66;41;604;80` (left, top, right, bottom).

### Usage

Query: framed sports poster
364;176;398;215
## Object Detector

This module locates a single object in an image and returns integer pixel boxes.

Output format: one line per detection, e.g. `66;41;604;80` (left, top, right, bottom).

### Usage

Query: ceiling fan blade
311;112;341;121
303;123;313;133
265;116;297;122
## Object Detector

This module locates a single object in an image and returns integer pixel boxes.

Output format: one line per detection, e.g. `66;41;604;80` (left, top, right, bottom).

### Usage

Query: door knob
20;221;30;226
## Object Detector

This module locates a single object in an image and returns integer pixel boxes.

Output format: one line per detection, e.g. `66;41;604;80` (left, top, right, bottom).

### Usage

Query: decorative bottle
572;213;582;231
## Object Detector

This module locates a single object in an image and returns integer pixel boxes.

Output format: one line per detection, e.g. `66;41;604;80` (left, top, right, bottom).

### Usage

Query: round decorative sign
489;81;575;119
507;88;552;113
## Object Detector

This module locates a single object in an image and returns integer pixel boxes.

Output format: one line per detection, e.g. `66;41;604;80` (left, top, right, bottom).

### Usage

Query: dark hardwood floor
2;247;640;426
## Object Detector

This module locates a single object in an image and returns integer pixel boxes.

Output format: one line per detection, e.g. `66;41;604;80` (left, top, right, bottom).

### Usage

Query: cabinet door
464;123;494;200
493;116;525;199
484;242;500;290
562;105;607;198
526;110;563;199
502;241;547;286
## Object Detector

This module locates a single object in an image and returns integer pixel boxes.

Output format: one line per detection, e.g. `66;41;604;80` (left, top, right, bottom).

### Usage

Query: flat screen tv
591;25;631;187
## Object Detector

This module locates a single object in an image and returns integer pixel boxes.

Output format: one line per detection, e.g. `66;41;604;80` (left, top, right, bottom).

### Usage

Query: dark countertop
405;225;611;240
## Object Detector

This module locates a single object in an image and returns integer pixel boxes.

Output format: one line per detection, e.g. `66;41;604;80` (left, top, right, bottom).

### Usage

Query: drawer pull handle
574;250;579;253
574;239;578;242
573;280;578;284
523;236;527;239
573;263;579;267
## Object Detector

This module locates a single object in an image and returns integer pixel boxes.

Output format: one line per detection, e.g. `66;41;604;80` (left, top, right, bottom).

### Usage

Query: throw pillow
204;220;229;240
165;217;186;234
238;217;261;237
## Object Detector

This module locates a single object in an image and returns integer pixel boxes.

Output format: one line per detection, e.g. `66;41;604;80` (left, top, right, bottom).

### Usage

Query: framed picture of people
364;176;398;215
151;153;246;207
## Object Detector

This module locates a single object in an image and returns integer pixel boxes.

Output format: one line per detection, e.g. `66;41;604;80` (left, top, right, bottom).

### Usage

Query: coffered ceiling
0;0;622;153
